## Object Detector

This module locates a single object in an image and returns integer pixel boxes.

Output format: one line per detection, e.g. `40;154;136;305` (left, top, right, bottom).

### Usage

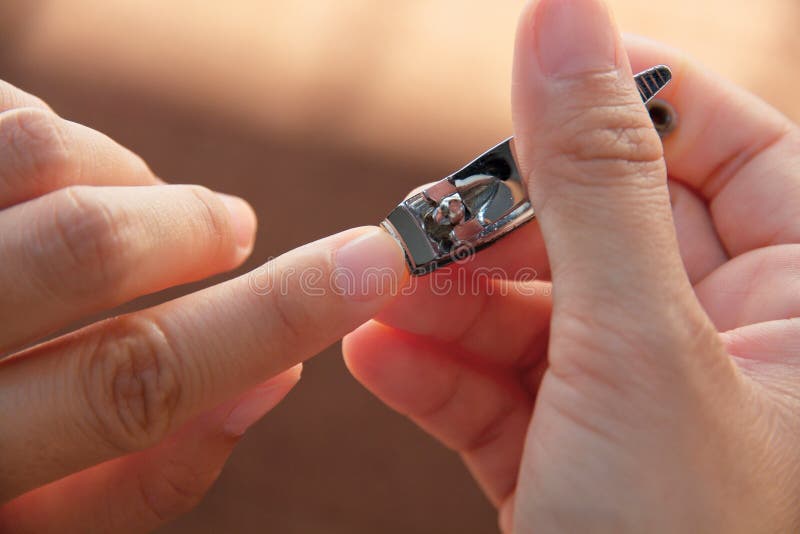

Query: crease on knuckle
410;367;466;450
398;345;520;455
49;186;126;295
414;366;461;420
547;306;651;395
81;315;182;454
537;384;624;446
460;401;517;455
187;185;229;258
268;285;307;342
0;107;75;192
135;457;217;522
550;301;720;400
552;97;664;174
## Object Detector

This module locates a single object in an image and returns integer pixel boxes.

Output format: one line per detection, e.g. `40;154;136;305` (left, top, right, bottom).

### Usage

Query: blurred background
0;1;797;532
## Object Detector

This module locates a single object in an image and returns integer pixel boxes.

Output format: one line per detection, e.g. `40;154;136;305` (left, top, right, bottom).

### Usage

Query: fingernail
334;228;407;301
223;366;301;437
217;193;257;256
499;501;515;534
535;0;618;77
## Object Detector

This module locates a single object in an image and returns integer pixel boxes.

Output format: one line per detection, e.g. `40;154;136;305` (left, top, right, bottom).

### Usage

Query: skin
0;81;407;531
344;0;800;532
1;0;799;532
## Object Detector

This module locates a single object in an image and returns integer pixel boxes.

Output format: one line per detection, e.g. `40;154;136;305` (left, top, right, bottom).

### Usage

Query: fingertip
343;323;456;415
512;0;630;182
333;226;408;302
221;366;301;438
510;0;689;311
342;320;394;382
512;0;541;128
514;0;539;50
534;0;619;78
216;193;258;263
499;499;515;533
283;362;304;383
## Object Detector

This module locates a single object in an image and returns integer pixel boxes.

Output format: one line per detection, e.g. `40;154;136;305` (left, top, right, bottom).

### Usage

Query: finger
0;227;405;500
721;319;800;400
0;184;257;353
377;278;552;368
669;180;728;284
0;80;51;113
695;245;800;332
722;319;800;369
624;35;800;256
0;107;159;208
512;0;717;353
0;366;301;533
343;322;534;506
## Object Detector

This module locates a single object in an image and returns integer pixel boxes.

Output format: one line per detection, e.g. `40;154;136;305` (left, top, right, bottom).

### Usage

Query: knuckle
549;301;720;394
80;316;182;453
461;404;516;454
188;185;230;242
556;101;663;166
0;107;75;191
48;186;126;292
544;74;665;184
136;458;217;522
184;185;229;254
268;285;310;342
415;368;462;419
255;257;327;353
547;308;633;392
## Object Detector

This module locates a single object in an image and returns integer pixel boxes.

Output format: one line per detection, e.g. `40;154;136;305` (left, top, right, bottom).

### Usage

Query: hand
0;81;406;532
343;0;800;531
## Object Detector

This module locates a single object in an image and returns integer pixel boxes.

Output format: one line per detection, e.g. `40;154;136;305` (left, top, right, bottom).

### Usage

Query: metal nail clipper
381;65;673;275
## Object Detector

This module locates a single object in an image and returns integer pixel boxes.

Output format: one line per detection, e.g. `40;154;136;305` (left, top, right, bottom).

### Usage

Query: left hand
0;80;407;532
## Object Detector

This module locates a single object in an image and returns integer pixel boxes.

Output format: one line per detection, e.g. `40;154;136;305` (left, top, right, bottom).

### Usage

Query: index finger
0;226;406;501
625;35;800;256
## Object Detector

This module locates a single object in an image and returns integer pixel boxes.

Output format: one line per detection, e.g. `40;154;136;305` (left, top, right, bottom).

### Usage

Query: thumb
512;0;704;341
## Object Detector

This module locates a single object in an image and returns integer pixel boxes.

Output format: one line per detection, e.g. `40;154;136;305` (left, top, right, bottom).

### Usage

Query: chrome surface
382;65;673;275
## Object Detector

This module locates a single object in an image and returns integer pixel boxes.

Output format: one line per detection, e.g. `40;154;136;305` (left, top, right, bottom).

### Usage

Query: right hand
0;80;406;532
343;1;800;531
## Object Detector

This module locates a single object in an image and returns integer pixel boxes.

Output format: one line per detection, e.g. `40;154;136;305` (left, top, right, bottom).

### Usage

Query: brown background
1;1;798;532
